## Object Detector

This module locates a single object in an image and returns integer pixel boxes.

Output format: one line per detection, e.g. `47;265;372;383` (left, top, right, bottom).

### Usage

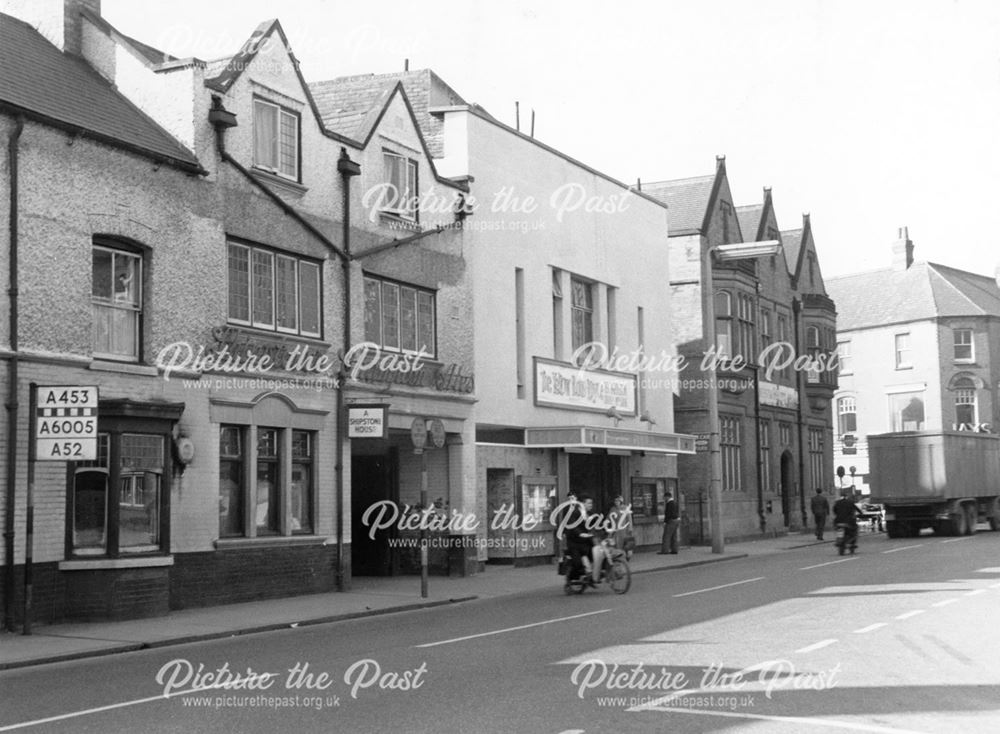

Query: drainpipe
4;115;24;632
336;148;360;590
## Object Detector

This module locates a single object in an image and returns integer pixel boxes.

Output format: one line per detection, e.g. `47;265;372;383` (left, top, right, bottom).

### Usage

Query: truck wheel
990;515;1000;531
886;521;901;538
963;504;977;535
955;510;969;536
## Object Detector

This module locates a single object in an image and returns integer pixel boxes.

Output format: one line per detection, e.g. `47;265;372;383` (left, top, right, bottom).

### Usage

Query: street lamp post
703;241;781;554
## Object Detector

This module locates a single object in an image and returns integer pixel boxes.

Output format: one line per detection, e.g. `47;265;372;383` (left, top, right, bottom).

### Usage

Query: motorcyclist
563;496;605;586
832;491;861;552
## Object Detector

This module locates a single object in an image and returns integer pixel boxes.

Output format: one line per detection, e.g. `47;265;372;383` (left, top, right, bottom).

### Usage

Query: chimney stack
0;0;101;55
891;226;914;270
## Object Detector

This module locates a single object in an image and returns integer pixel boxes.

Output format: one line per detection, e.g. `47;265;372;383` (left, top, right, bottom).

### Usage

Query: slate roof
642;175;716;235
782;228;804;274
736;204;763;242
309;69;467;156
827;262;1000;330
0;12;201;172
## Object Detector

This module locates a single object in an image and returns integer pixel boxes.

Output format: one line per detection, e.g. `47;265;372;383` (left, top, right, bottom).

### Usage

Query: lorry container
868;430;1000;538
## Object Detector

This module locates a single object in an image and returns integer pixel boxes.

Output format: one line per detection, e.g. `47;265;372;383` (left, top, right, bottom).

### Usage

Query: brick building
0;1;470;625
826;229;1000;495
643;159;837;540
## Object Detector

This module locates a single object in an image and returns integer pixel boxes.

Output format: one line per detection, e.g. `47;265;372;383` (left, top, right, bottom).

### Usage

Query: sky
103;0;1000;279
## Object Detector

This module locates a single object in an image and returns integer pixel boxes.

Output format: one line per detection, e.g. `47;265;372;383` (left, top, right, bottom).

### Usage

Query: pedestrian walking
659;491;680;554
811;488;830;540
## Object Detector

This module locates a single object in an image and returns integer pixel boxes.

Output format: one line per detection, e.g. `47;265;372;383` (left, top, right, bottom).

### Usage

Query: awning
525;426;696;455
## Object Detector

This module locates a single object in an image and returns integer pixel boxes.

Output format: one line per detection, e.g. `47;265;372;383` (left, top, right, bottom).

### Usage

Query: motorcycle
835;523;858;555
560;537;631;594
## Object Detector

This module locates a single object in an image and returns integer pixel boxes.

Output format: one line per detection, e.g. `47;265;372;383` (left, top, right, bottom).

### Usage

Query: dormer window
382;151;418;220
253;98;299;181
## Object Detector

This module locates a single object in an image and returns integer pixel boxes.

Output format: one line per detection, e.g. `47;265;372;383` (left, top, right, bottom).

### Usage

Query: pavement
0;532;829;670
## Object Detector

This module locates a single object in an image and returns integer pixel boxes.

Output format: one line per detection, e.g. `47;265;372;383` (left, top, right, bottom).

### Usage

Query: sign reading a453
34;386;99;461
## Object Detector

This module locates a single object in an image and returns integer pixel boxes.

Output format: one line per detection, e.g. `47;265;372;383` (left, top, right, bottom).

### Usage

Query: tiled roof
827;262;1000;330
0;12;201;171
309;69;467;156
782;228;804;275
736;204;763;242
80;8;178;66
642;175;715;234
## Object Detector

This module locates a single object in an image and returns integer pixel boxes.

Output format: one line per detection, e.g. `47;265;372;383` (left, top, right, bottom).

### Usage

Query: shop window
364;275;436;356
629;477;666;518
253;98;299;180
227;240;321;338
219;423;318;539
953;329;974;362
570;277;594;351
889;391;924;431
68;403;179;558
382;151;418;220
92;242;142;361
519;477;556;526
291;431;313;534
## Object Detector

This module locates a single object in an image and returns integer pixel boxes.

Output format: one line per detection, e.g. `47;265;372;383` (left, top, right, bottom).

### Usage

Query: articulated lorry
868;430;1000;538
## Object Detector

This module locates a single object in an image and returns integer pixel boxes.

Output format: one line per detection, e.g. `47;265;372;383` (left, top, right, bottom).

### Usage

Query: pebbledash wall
0;105;348;622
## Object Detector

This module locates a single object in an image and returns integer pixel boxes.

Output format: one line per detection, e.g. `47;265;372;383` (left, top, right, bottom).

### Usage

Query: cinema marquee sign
533;357;637;415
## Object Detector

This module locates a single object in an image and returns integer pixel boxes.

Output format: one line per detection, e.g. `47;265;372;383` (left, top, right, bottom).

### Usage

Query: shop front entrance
568;451;622;514
351;448;399;576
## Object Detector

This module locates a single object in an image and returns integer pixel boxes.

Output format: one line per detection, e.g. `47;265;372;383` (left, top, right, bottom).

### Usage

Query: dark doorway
780;450;794;527
568;452;622;513
351;449;398;576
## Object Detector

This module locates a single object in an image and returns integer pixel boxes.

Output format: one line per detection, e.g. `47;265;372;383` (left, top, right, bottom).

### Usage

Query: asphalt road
2;530;1000;733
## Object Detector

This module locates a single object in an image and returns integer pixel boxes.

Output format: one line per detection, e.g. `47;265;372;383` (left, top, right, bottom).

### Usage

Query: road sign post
25;385;99;633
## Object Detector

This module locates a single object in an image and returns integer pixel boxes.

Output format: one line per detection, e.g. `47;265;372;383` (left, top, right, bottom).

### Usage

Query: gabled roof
0;12;202;173
310;69;467;157
642;174;716;235
827;262;1000;330
781;228;804;276
204;18;283;93
79;7;179;67
736;203;763;242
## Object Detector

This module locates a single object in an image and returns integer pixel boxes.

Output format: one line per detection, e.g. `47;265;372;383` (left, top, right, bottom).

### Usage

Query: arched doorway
780;450;795;527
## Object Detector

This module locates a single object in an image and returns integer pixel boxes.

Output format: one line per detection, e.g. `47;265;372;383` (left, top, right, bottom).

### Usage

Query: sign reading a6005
35;386;99;461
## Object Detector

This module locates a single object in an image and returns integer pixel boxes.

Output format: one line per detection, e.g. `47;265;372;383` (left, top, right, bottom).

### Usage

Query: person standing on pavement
811;488;830;540
659;491;680;554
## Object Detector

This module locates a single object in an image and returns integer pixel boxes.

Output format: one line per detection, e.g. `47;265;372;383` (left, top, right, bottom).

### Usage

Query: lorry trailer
868;430;1000;538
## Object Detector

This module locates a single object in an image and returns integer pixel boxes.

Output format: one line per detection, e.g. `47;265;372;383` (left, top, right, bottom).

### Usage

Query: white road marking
626;705;927;733
795;638;838;653
672;577;765;598
895;610;925;620
415;609;611;648
965;588;986;596
992;582;1000;588
0;687;217;732
939;537;972;544
974;567;1000;573
853;623;888;634
800;558;858;570
882;544;924;554
932;598;960;607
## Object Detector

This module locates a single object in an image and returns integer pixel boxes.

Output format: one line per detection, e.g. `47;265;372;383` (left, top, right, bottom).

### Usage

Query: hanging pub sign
34;385;99;461
346;403;388;439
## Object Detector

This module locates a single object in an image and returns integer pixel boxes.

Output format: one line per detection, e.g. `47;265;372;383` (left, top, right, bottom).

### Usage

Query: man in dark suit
659;491;680;554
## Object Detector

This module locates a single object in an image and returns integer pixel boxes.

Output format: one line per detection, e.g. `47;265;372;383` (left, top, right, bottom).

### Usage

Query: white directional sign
35;386;99;461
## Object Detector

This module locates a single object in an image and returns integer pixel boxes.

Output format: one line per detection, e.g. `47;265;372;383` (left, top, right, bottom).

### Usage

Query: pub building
0;1;471;624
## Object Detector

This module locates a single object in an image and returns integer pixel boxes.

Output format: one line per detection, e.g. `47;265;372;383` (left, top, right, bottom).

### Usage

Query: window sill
378;211;421;232
895;365;913;371
59;556;173;571
214;535;331;551
250;169;308;198
89;359;159;377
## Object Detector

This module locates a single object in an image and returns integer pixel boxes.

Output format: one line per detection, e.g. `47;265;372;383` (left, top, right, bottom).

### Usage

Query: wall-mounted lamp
639;411;657;427
606;406;623;426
